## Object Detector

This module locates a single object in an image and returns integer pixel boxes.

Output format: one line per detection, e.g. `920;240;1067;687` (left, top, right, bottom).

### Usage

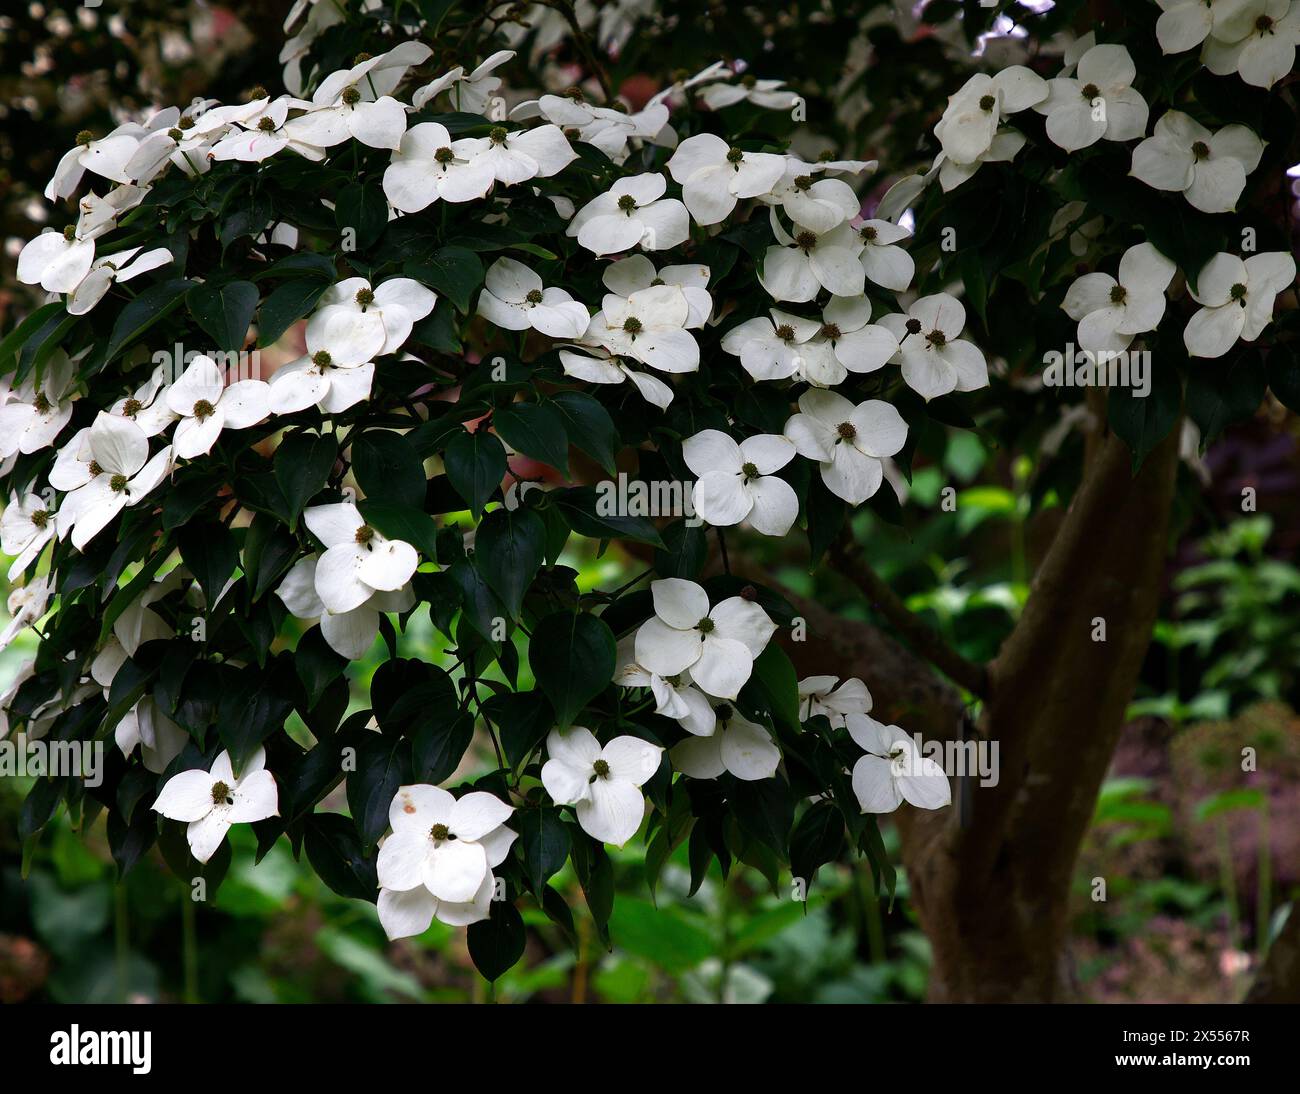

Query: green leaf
1268;343;1300;413
1186;348;1266;443
274;431;337;527
335;181;388;249
518;807;570;894
474;507;546;618
187;280;258;352
177;521;238;605
789;801;846;894
103;279;192;365
443;428;506;518
550;391;619;475
549;486;664;547
1108;358;1181;471
493;401;570;474
304;813;377;900
528;612;616;727
405;246;483;313
732;775;795;858
295;626;347;709
352;429;426;508
0;302;63;376
746;645;801;733
411;711;475;784
483;690;553;769
467;900;526;981
654;519;708;579
358;499;438;561
347;734;410;852
258;277;333;347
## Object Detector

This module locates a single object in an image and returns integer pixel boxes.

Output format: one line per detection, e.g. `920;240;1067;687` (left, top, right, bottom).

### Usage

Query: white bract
683;429;799;536
276;555;414;659
1156;0;1266;54
854;219;915;292
268;350;375;415
666;133;787;226
760;160;865;233
1202;0;1300;87
1035;44;1149;152
64;414;173;550
306;277;437;363
760;219;865;302
567;174;690;255
67;245;174;316
602;256;712;327
1;494;57;580
477;257;589;338
583;283;700;374
848;717;951;814
1062;242;1176;353
933;66;1047;165
304;501;420;614
383;122;497;211
1130;112;1264;214
45;127;143;200
413;50;514;114
165;355;270;459
799;676;874;728
634;578;777;700
558;346;675;409
672;701;781;782
0;578;50;655
615;638;717;737
700;74;799;111
0;352;77;458
472;124;576;186
151;747;279;863
784;389;907;505
1183;251;1297;358
878;293;989;400
541;726;663;847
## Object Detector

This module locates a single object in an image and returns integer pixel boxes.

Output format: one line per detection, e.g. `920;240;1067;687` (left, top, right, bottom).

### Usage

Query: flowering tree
3;0;1298;998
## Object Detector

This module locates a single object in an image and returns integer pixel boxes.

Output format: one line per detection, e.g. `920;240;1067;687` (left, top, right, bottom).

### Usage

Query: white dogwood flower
383;122;497;211
268;350;375;415
799;676;874;728
1131;112;1264;213
1184;251;1297;358
935;131;1027;192
934;66;1048;165
558;346;675;409
760;218;865;302
634;578;777;700
276;554;414;659
700;74;799;111
601;256;712;327
306;277;437;363
878;293;989;400
1201;0;1300;87
1035;44;1149;152
759;160;864;233
304;501;420;614
541;726;663;847
854;219;915;292
413;50;514;114
584;283;699;374
64;414;173;549
377;785;513;905
208;95;327;164
0;577;50;654
1156;0;1266;54
165;355;271;459
784;389;907;505
44;126;142;200
472;124;576;185
615;637;717;736
666;133;787;225
114;696;188;775
152;746;279;863
67;246;174;316
672;701;781;782
0;351;77;457
1062;242;1176;353
684;430;798;536
722;310;821;383
567;174;690;255
2;494;57;580
848;717;950;814
477;257;589;338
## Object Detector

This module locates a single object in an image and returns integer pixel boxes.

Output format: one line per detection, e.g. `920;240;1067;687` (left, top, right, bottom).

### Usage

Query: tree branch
828;532;989;699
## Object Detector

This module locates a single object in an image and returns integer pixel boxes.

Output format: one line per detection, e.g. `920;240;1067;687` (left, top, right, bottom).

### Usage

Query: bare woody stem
828;531;989;698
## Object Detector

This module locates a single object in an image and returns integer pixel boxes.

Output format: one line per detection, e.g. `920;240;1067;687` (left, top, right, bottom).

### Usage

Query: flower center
76;129;94;146
1230;282;1248;302
836;421;857;441
525;288;544;304
257;117;276;132
617;194;638;213
355;524;375;545
430;823;451;841
111;474;129;493
905;317;922;335
979;94;996;112
726;146;745;165
795;230;817;252
122;398;142;416
793;174;813;191
179;115;195;130
192;399;215;420
592;759;610;778
33;393;52;413
63;225;77;242
312;349;332;368
1256;14;1275;32
741;461;759;480
31;509;48;530
820;322;841;340
650;277;665;286
563;86;585;102
489;126;508;144
713;703;733;721
248;85;268;101
741;74;757;89
697;616;715;634
1191;140;1210;160
88;460;103;476
353;53;372;64
434;146;455;165
211;780;233;806
1109;285;1127;305
775;323;796;341
168;127;184;141
860;225;878;242
341;85;361;105
563;127;580;140
1080;83;1100;100
622;316;643;335
355;287;374;308
926;328;947;347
